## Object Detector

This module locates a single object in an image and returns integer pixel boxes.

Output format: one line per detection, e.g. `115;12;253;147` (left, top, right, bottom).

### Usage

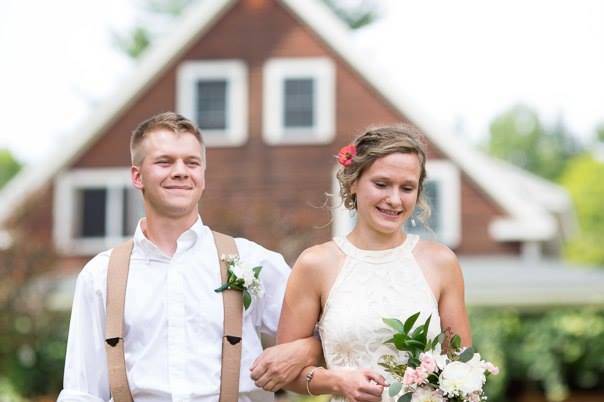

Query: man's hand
250;337;321;392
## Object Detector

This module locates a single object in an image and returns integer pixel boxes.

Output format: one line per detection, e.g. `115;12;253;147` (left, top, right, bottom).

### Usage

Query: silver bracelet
305;366;323;396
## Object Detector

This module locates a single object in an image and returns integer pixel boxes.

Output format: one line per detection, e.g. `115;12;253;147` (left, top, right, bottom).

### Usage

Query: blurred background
0;0;603;401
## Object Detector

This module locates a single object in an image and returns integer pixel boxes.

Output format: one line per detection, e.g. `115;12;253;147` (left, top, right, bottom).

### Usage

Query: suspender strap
105;239;134;402
104;232;243;402
213;231;243;402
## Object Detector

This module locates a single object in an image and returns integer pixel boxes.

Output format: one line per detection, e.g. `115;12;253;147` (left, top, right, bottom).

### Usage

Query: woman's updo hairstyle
336;124;431;223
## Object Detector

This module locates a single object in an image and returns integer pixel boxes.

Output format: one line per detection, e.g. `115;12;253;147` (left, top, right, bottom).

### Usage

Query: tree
114;0;380;59
486;105;581;181
559;154;604;265
0;149;21;190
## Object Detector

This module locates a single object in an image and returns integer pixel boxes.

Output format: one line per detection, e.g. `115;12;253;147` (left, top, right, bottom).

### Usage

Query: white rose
230;263;245;281
410;386;445;402
439;361;485;397
424;344;447;371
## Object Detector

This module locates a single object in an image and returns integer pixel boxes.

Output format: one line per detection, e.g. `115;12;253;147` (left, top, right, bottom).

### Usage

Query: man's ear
131;165;143;190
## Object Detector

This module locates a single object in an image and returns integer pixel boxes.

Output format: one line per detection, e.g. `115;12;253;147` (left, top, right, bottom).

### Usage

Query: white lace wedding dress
318;234;441;401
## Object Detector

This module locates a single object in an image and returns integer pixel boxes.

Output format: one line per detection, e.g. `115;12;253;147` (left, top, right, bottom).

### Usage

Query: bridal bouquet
379;312;499;402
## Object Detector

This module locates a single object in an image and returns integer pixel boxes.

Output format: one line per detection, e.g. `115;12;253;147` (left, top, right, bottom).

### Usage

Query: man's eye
187;161;200;166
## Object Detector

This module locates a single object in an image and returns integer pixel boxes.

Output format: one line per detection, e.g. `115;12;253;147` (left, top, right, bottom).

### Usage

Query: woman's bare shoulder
414;239;460;272
294;240;342;273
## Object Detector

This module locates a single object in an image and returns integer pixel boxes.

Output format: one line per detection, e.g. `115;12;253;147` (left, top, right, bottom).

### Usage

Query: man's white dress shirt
57;217;290;402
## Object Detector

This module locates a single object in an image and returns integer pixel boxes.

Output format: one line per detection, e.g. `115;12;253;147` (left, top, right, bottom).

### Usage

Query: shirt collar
133;215;206;260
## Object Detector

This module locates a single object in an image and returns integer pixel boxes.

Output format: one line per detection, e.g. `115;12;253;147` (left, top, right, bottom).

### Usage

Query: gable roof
0;0;566;242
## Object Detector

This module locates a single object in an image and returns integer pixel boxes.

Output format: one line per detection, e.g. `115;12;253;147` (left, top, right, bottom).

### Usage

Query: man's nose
171;159;189;177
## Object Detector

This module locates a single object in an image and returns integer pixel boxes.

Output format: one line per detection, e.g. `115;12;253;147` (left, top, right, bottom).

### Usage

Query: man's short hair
130;112;205;166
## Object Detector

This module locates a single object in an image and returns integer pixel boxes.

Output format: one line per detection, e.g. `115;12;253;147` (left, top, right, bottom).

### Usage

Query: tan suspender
105;232;242;402
214;232;243;402
105;239;134;402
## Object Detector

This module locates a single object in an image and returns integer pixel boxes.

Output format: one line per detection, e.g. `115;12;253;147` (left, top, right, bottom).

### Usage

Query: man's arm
57;261;111;402
250;336;323;392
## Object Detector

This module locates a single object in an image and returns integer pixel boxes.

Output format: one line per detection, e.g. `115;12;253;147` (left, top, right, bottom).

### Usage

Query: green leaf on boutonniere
398;392;412;402
403;312;420;332
214;283;229;293
388;382;402;397
243;290;252;310
383;318;405;332
253;266;262;278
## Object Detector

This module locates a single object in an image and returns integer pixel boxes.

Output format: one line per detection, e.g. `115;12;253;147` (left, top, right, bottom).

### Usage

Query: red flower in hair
337;144;357;167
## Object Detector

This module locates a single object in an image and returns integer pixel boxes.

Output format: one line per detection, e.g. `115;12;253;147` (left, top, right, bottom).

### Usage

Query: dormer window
263;58;335;145
177;60;248;146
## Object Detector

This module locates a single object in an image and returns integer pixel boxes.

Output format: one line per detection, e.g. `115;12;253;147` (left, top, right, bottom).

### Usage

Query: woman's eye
374;182;386;188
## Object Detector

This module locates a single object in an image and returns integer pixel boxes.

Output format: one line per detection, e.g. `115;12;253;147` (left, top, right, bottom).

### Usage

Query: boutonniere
214;254;264;310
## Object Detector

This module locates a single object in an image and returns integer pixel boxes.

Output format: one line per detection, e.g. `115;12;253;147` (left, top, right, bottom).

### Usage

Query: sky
1;0;603;165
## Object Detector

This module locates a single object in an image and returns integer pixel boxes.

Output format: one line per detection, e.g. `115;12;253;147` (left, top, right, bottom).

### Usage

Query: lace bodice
318;234;441;401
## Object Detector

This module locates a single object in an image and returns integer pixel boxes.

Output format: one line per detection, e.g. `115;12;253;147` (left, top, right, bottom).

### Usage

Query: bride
271;126;471;402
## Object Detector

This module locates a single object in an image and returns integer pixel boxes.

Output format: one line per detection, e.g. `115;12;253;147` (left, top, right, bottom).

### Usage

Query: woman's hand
331;368;387;402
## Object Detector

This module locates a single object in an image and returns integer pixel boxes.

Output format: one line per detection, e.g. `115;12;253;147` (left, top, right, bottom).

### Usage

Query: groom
58;112;320;401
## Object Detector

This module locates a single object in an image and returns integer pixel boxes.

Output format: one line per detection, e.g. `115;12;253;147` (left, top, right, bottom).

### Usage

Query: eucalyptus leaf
458;347;475;363
398;392;412;402
384;318;405;332
388;382;402;397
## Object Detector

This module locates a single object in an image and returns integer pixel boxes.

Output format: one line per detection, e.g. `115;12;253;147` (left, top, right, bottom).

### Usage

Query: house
0;0;601;307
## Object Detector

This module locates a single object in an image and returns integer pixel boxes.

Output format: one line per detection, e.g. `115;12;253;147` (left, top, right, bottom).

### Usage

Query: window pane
283;78;314;128
122;188;145;236
196;80;227;130
406;180;441;238
79;188;106;238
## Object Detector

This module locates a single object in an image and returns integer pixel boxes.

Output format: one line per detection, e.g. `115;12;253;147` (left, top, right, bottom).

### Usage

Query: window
263;58;335;144
332;160;461;247
177;60;248;146
54;169;145;255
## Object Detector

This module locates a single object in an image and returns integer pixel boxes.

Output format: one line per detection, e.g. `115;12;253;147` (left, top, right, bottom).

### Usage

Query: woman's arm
274;244;386;402
435;246;472;347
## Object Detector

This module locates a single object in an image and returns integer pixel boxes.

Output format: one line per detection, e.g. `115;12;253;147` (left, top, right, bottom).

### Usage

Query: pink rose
403;367;417;386
483;362;500;375
414;367;428;384
420;353;437;374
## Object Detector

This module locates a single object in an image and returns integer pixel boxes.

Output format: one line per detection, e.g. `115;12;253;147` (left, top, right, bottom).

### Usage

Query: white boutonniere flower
214;254;263;310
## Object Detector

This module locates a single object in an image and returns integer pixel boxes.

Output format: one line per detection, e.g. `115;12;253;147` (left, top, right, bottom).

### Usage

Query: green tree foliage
0;149;21;190
486;105;581;181
320;0;379;30
559;154;604;265
115;0;379;59
470;308;604;402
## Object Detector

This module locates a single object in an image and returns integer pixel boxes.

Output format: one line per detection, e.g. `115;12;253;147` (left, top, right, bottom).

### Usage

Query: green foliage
596;122;604;142
0;311;69;397
559;154;604;265
486;105;581;181
117;0;379;60
470;307;604;402
0;149;21;190
320;0;380;30
113;26;152;59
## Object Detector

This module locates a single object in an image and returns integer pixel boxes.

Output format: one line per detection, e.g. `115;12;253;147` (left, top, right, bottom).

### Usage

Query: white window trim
331;160;461;247
54;168;138;256
263;57;335;145
177;59;248;147
425;160;461;248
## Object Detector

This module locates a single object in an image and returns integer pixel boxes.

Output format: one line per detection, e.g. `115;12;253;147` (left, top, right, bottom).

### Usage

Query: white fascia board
0;0;235;228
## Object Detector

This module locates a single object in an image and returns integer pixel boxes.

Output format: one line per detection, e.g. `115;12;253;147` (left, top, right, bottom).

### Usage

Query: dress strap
402;234;420;254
